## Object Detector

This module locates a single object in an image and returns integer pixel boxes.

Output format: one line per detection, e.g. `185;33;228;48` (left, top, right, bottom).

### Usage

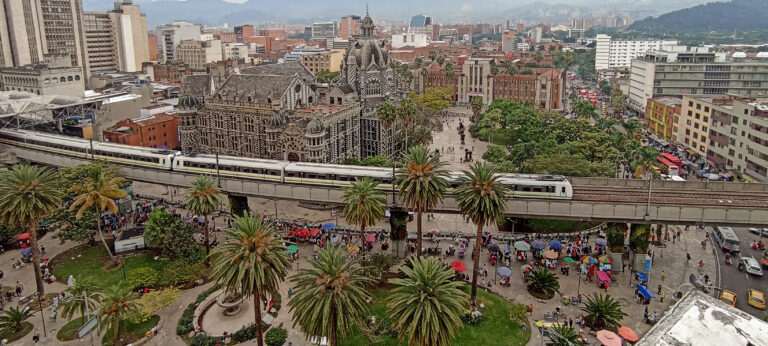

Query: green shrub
231;324;258;343
176;284;221;336
160;260;204;286
509;303;528;322
265;326;288;346
272;293;282;312
124;267;159;290
128;287;180;323
461;310;486;326
189;333;222;346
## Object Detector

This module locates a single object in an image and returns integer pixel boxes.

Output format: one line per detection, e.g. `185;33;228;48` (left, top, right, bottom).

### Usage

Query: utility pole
215;152;221;188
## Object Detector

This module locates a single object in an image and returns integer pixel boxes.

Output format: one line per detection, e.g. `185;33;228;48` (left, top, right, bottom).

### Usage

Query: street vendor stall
637;284;656;304
597;271;611;289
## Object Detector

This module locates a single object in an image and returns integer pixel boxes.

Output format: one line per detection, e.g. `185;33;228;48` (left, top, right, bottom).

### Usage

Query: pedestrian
32;333;39;343
657;284;662;295
686;253;691;262
288;288;293;299
661;271;666;281
529;304;534;315
569;318;573;329
660;290;666;303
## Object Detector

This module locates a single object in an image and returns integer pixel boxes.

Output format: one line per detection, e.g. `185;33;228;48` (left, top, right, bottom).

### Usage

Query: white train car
0;129;91;159
92;142;177;170
497;174;572;199
284;162;394;189
175;154;287;182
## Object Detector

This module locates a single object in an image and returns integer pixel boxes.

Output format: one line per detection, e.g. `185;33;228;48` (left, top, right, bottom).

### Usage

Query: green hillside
629;0;768;33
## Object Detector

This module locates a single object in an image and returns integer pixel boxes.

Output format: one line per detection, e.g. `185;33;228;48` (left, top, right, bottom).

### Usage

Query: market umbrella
295;229;310;238
521;265;532;273
597;330;622;346
21;247;31;256
542;250;559;259
514;241;531;251
598;255;614;264
497;267;513;277
549;240;562;250
595;238;607;246
347;245;360;254
563;257;575;264
531;241;547;250
17;233;30;241
618;326;639;343
286;245;299;254
488;243;501;253
450;261;467;272
322;223;335;231
581;256;597;265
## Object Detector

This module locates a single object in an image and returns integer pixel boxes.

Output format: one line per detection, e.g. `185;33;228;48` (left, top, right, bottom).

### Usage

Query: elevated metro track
4;144;768;227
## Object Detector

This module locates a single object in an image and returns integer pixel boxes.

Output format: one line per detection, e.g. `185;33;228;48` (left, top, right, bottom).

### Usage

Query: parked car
720;290;737;307
741;257;764;277
748;289;766;310
749;228;768;237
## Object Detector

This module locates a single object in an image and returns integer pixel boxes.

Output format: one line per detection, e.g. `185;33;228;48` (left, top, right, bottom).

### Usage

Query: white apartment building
156;21;202;62
83;1;150;73
595;34;678;70
222;43;248;60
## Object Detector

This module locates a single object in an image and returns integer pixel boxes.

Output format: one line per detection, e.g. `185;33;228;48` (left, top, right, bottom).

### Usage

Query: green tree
0;307;34;335
630;145;659;179
288;246;373;346
47;208;98;245
68;167;127;262
470;96;484;122
394;146;449;257
316;70;340;83
455;163;509;305
490;65;499;76
436;55;445;66
376;101;398;129
580;293;626;330
534;51;544;64
184;175;221;266
412;87;452;114
621;118;643;141
479;108;503;143
100;286;139;345
342;178;385;251
359;155;391;167
527;268;560;298
611;88;627;113
210;213;290;346
573;101;597;120
548;324;581;346
413;57;424;69
0;165;63;296
58;279;103;321
144;209;199;261
428;50;437;62
265;326;288;346
599;80;611;94
398;98;419;151
482;145;509;164
444;63;455;80
501;60;516;75
387;257;468;346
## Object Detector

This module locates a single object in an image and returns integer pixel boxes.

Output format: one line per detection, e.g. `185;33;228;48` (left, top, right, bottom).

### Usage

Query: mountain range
629;0;768;32
84;0;719;27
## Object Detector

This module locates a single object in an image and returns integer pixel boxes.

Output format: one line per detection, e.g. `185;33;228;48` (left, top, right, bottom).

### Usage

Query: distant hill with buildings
629;0;768;33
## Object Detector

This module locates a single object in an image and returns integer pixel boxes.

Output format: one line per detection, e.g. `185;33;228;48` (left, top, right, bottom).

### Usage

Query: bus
659;153;682;168
657;156;680;176
713;226;740;253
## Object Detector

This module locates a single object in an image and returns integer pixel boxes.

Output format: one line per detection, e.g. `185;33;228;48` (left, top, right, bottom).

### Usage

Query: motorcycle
725;255;732;265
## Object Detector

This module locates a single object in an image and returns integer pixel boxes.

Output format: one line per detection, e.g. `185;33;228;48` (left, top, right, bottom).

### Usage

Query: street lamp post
37;292;46;337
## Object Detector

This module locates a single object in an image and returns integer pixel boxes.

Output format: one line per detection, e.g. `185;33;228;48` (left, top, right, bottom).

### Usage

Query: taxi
748;289;766;310
720;290;737;307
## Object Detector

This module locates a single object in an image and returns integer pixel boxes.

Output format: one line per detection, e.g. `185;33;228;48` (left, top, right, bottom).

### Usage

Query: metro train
0;129;573;199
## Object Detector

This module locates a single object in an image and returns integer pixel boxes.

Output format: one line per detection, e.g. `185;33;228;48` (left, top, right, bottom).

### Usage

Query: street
718;227;768;319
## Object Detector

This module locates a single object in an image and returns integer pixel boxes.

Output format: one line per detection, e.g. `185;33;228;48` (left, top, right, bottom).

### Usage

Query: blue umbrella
497;267;513;278
21;247;31;256
595;238;607;246
549;240;562;250
322;223;335;231
531;241;547;250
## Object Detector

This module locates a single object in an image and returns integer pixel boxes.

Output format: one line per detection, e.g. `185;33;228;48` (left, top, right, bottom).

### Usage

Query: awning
637;272;648;283
597;271;610;282
309;228;320;237
365;233;376;244
637;284;656;298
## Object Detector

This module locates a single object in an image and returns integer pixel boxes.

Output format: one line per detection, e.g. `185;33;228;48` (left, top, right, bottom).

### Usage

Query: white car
742;257;764;277
749;228;768;237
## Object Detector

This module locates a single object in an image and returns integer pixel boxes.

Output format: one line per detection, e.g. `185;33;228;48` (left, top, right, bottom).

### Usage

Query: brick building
258;29;286;40
145;61;190;84
103;113;180;149
491;68;564;110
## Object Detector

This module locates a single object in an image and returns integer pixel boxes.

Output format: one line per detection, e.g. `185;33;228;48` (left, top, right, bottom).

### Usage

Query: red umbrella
450;261;466;272
618;326;639;343
17;233;30;241
295;229;309;238
597;330;622;346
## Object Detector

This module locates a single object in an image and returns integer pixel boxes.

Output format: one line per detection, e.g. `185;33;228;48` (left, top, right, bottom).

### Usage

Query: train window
522;187;531;192
532;187;543;193
561;187;566;194
176;161;180;166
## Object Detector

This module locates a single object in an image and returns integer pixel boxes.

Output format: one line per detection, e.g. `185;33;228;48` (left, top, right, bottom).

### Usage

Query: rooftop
637;290;768;346
654;97;682;106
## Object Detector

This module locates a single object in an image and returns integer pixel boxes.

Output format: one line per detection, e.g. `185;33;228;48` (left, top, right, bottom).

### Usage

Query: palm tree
580;293;626;330
288;246;374;346
100;285;139;345
526;268;560;298
398;98;419;151
0;307;34;335
342;178;386;252
548;324;581;346
68;166;127;262
534;51;544;64
0;165;63;296
621;119;643;141
387;257;468;346
394;146;448;257
413;57;424;70
210;213;290;346
470;96;483;123
631;146;659;179
376;101;398;129
58;279;104;322
455;163;509;305
502;60;517;75
184;174;222;266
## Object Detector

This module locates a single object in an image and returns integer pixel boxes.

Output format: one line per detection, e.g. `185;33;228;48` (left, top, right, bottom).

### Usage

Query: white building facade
595;34;678;70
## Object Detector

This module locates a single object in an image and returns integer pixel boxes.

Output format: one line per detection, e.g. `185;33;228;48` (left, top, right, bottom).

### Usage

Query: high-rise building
392;14;432;48
338;15;360;40
675;96;715;157
628;47;768;113
156;21;202;62
234;24;254;43
147;34;158;60
595;34;678;70
83;0;150;73
311;22;336;40
175;39;222;70
501;31;516;52
0;0;46;67
0;53;84;96
38;0;89;72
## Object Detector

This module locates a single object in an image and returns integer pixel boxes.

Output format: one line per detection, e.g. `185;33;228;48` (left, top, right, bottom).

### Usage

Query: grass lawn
57;316;89;341
0;322;33;343
101;315;160;346
340;287;530;346
51;246;169;288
